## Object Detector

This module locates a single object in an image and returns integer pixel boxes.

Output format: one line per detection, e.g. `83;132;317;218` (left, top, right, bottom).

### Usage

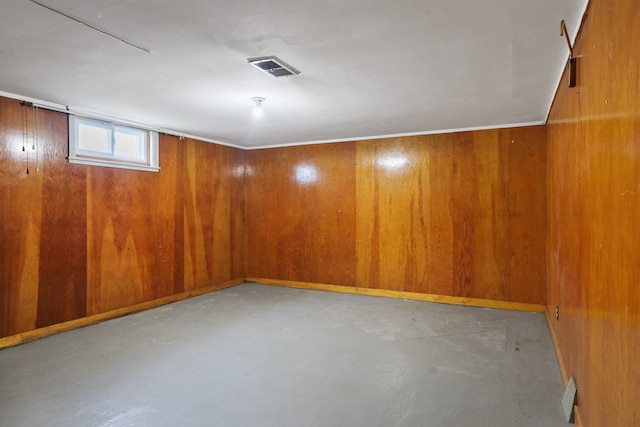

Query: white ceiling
0;0;587;149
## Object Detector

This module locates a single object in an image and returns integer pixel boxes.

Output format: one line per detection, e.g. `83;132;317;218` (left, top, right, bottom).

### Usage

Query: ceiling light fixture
252;97;265;117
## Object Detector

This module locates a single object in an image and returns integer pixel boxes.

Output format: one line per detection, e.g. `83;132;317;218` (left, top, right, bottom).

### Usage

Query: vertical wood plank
427;134;455;295
182;139;239;289
161;134;185;295
451;132;478;298
0;98;43;335
36;108;87;327
355;136;455;293
245;143;358;285
502;127;546;304
230;149;246;280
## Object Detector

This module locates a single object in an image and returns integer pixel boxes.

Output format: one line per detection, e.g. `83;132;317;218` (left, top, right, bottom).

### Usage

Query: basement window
68;115;159;172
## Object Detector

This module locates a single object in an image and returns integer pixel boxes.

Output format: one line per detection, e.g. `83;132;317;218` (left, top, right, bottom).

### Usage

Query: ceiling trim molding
244;121;546;150
1;90;545;151
0;90;246;150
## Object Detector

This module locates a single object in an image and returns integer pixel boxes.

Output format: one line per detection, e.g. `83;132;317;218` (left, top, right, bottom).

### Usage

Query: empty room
0;0;637;426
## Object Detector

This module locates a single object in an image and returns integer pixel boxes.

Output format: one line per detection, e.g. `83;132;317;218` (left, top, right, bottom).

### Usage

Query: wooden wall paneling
182;139;239;289
0;98;42;335
244;148;284;280
547;1;640;425
354;136;454;293
165;134;185;295
230;148;246;279
452;130;496;300
182;138;202;289
452;128;546;304
546;59;584;383
580;2;639;424
354;139;383;290
36;108;88;327
154;134;181;297
86;159;177;314
501;126;546;304
245;143;357;285
1;95;246;339
247;128;545;303
423;135;456;295
209;144;238;284
450;132;475;298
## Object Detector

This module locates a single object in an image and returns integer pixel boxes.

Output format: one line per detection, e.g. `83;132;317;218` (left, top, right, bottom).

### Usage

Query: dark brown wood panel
0;98;43;335
230;148;246;280
36;107;87;327
501;127;547;303
245;143;358;285
162;134;186;296
182;138;244;290
547;1;640;425
0;96;245;338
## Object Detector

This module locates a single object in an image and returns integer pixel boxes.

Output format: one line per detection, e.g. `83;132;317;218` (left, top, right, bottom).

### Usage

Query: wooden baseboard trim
545;307;585;427
246;278;545;313
575;407;585;427
545;307;569;384
1;278;545;350
0;278;244;350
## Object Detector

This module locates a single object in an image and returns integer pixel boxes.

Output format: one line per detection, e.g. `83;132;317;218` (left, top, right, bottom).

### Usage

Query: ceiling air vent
248;56;300;77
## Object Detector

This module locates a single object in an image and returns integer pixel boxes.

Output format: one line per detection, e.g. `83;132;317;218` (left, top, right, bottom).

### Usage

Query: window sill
68;157;160;172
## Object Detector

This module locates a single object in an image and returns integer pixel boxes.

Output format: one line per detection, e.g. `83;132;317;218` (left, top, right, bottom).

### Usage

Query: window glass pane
69;115;159;172
114;130;144;159
78;123;110;153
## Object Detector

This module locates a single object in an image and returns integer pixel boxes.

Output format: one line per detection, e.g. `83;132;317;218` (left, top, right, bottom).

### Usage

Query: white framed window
68;115;159;172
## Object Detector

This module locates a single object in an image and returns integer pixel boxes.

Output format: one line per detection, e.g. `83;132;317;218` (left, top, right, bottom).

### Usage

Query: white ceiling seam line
0;90;245;150
27;0;151;54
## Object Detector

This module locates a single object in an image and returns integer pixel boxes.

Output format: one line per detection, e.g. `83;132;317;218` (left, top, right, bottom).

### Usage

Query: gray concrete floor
0;283;567;427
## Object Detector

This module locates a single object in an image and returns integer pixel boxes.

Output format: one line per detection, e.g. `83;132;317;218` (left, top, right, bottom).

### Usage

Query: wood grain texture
86;148;176;314
246;127;546;304
451;128;546;302
0;98;42;335
182;138;240;290
0;97;245;337
245;143;357;285
355;136;455;293
36;106;87;327
546;1;640;425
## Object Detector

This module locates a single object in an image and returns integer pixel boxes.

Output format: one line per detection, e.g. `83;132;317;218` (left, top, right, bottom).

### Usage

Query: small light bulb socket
251;97;265;117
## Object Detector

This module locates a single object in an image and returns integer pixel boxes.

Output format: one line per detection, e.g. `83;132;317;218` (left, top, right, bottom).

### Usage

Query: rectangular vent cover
248;56;300;77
